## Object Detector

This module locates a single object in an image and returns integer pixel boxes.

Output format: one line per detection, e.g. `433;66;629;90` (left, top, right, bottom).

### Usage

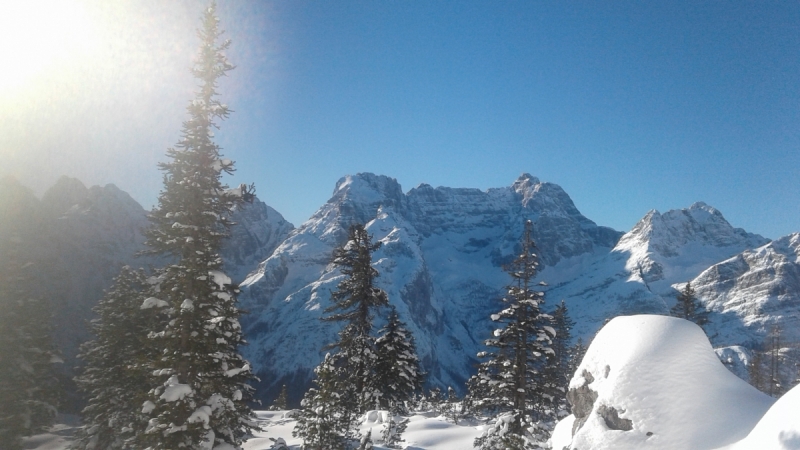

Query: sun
0;0;97;94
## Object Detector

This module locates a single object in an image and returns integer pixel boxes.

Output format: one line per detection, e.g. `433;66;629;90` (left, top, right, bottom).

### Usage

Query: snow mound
723;384;800;450
554;315;774;450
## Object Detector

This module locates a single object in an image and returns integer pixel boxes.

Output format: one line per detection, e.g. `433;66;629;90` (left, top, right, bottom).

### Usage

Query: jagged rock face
224;200;294;283
614;202;768;290
239;172;624;403
691;233;800;346
10;177;153;371
542;202;769;340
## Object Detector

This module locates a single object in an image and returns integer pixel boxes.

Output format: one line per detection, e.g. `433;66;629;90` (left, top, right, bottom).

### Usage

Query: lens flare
0;0;97;94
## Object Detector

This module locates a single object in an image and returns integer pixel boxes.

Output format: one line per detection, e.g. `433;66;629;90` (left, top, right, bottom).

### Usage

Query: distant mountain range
2;173;798;407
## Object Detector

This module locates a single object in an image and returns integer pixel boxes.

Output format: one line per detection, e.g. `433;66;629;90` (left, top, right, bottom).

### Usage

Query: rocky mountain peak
511;172;541;193
41;175;89;217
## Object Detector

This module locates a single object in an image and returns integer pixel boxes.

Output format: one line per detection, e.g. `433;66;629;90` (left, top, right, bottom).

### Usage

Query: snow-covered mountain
0;175;291;409
543;202;770;340
4;172;797;410
0;176;155;377
224;199;294;283
237;173;794;405
690;233;800;346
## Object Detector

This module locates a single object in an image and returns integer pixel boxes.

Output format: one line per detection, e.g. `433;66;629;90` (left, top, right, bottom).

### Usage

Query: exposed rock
598;404;633;431
567;370;598;435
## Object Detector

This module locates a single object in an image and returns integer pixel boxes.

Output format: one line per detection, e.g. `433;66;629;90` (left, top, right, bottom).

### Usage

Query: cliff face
238;172;627;401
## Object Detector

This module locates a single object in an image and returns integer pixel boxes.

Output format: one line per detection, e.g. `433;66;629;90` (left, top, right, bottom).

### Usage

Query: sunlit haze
1;1;798;239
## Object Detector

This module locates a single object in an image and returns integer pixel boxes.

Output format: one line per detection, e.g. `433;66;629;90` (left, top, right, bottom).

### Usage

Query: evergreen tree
469;220;556;449
136;3;256;448
270;384;289;411
547;300;575;417
670;282;710;329
296;223;388;446
0;234;61;450
375;306;423;412
567;338;587;383
293;354;351;450
72;267;163;449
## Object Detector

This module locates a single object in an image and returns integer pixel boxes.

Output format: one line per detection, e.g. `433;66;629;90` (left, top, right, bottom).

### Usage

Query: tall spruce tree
547;300;575;417
72;267;163;449
0;234;60;450
375;306;423;412
295;223;389;446
670;282;710;329
469;220;556;449
135;3;256;448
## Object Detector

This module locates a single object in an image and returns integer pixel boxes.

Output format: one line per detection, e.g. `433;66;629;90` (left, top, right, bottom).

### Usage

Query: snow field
245;409;484;449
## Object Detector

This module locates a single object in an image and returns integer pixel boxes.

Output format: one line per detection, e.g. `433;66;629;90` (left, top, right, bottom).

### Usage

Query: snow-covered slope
722;383;800;450
543;202;769;340
690;233;800;346
553;315;774;450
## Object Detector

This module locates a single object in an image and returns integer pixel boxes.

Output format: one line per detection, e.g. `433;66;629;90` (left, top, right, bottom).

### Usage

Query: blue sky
1;1;798;239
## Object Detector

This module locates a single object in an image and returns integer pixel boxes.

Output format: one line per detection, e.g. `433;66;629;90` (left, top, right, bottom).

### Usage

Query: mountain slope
239;173;624;403
543;202;769;339
690;233;800;346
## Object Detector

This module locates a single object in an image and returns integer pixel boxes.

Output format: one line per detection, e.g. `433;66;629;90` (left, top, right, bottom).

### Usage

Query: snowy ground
24;316;800;450
24;410;485;450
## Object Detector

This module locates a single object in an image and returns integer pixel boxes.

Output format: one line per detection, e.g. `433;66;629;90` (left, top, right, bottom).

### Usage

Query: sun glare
0;0;97;94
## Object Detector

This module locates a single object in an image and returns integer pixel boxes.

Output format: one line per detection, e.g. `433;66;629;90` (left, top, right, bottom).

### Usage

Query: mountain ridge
3;172;797;408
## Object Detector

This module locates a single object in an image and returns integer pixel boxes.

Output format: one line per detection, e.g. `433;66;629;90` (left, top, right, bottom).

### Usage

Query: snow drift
723;383;800;450
553;315;774;450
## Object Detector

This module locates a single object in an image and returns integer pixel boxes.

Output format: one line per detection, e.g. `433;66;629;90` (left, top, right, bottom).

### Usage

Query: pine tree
670;282;710;329
270;384;289;411
72;267;163;449
136;3;256;448
296;223;389;446
547;300;575;418
293;354;351;449
375;306;423;413
0;234;61;450
445;386;461;424
567;338;587;383
469;220;556;449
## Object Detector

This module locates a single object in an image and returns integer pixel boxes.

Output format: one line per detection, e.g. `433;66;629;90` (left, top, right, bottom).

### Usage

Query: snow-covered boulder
553;315;774;450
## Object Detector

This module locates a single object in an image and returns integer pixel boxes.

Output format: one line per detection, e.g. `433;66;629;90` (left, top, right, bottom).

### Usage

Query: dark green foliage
444;386;462;424
670;282;710;329
293;354;351;449
568;338;587;380
473;413;532;450
72;267;163;449
381;413;408;449
0;234;60;450
468;220;556;448
270;384;289;411
547;300;575;417
296;224;389;447
375;306;423;412
133;3;256;448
